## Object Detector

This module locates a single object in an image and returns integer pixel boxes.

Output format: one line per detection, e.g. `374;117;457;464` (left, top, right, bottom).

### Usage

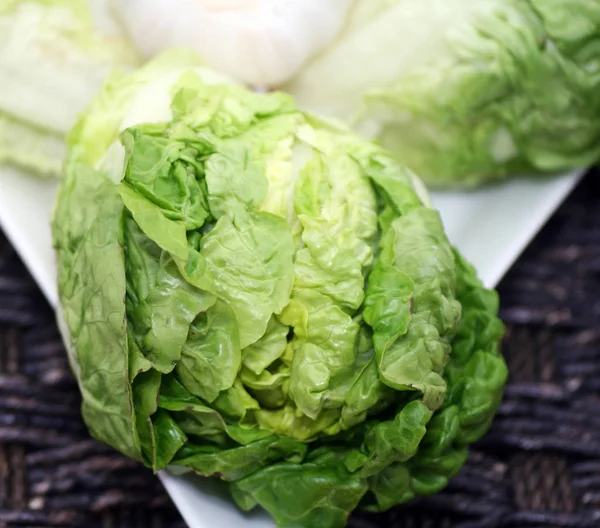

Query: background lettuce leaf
0;0;139;177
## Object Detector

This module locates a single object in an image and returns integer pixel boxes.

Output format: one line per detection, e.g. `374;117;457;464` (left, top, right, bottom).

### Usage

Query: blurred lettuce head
53;51;508;528
0;0;139;177
283;0;600;187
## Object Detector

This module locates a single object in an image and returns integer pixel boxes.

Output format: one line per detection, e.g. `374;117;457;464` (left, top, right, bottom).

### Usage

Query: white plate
0;166;584;528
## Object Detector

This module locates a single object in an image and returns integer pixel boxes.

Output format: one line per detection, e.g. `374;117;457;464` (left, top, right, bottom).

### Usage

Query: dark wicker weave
1;171;600;528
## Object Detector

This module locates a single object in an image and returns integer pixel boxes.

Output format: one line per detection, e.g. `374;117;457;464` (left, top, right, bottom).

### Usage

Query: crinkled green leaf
173;435;307;482
211;380;260;420
280;290;360;421
53;163;141;460
121;126;213;229
131;367;161;467
176;301;241;402
361;400;433;476
255;404;343;443
159;375;271;446
148;408;188;471
242;316;289;375
367;463;414;511
200;211;295;348
365;207;461;410
130;253;215;374
231;451;368;528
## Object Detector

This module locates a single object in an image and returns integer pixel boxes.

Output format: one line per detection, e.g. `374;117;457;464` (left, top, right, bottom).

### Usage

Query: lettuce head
284;0;600;187
0;0;138;177
53;51;508;528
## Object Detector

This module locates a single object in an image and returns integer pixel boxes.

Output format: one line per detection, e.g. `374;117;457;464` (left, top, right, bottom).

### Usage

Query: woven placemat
1;171;600;528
